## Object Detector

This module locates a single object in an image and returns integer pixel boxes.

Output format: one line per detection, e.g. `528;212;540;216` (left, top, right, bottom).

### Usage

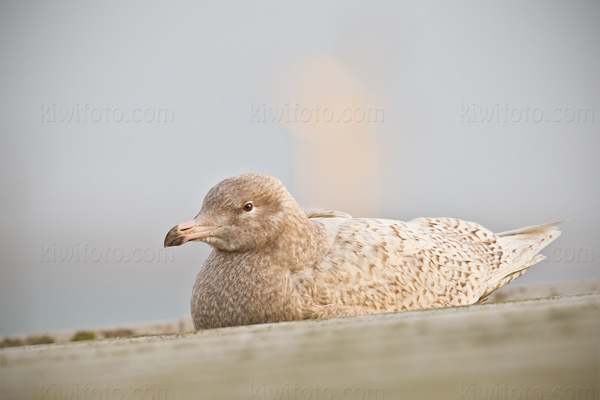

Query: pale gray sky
1;1;598;336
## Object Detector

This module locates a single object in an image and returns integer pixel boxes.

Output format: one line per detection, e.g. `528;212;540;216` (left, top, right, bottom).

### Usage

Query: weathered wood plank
1;293;599;400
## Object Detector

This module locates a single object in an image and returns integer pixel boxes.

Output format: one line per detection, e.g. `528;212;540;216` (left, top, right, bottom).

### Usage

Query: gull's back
294;216;561;314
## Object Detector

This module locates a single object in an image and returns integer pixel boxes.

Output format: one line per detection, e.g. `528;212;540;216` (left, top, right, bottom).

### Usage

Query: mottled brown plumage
164;173;562;329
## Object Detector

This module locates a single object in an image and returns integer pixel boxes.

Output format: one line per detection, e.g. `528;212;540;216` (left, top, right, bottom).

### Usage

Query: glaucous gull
164;173;562;329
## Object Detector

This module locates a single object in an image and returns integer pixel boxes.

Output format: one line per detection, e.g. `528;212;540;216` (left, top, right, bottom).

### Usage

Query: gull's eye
243;201;254;212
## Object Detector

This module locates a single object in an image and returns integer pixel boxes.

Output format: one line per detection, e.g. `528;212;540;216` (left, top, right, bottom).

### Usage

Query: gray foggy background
1;1;598;336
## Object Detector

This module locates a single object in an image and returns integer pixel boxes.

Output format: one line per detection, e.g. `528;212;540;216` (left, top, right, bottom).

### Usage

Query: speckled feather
165;173;562;329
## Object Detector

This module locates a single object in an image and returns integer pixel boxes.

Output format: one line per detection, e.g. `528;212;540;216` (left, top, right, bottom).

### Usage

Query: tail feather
496;220;566;237
477;221;564;302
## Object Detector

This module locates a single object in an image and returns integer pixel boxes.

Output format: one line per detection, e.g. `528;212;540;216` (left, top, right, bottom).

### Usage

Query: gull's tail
478;220;565;302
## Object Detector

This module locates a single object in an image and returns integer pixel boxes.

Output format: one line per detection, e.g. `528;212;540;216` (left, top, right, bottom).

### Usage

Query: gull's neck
268;208;325;271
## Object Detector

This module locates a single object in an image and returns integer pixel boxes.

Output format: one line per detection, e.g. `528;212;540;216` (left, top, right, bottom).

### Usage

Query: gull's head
164;173;301;252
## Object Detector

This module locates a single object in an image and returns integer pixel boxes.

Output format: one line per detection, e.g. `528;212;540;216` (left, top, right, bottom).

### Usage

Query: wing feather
295;217;546;312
